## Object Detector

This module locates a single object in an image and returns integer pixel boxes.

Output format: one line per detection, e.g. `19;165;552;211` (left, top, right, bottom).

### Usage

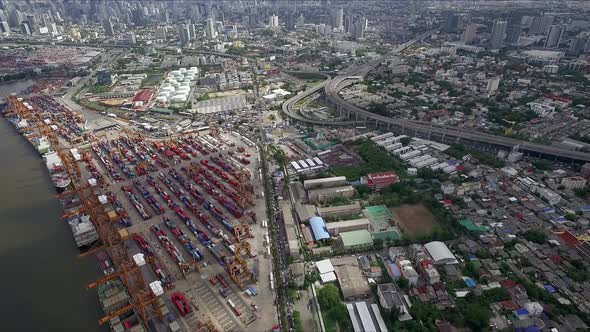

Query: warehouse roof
194;95;248;114
316;259;335;274
308;186;355;197
424;241;458;265
325;218;370;231
303;176;347;190
309;216;330;241
459;218;489;232
339;230;374;247
318;202;362;215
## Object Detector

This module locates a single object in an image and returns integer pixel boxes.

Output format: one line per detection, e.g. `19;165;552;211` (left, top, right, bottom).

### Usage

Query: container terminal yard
1;95;276;332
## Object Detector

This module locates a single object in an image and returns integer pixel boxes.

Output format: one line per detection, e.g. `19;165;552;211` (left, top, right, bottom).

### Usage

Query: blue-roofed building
514;308;529;317
464;277;477;288
309;216;330;241
544;284;556;293
515;326;541;332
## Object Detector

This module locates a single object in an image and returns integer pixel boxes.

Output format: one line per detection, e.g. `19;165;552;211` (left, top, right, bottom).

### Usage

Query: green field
141;74;162;87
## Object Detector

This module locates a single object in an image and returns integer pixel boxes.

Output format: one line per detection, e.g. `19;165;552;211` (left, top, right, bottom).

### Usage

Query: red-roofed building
367;171;399;191
549;255;562;263
557;231;579;246
499;300;519;311
132;89;153;103
500;279;517;288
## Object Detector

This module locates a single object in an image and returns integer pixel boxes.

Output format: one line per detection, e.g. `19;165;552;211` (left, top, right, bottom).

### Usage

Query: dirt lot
391;204;441;237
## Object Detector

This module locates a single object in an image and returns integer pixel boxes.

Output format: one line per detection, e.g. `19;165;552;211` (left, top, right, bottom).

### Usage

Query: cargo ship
66;214;100;249
44;151;72;193
98;280;146;332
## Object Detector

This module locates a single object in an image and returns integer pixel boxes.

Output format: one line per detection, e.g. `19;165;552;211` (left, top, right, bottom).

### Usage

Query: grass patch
321;310;337;332
140;74;162;87
332;139;404;181
87;84;112;94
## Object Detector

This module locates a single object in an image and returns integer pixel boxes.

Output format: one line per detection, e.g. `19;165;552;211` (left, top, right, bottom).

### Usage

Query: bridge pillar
387;122;391;130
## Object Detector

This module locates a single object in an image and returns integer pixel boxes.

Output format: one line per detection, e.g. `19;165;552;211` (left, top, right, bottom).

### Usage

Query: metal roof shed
309;216;330;241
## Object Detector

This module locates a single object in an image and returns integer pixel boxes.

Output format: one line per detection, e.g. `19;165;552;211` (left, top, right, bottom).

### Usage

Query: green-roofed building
459;218;489;232
339;230;374;250
149;107;174;115
364;205;402;242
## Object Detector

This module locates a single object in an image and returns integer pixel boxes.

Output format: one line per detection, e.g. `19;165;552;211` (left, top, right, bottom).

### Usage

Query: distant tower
443;12;459;33
103;18;114;37
462;24;477;44
544;25;563;48
490;19;507;49
334;7;343;29
206;16;217;39
286;11;295;31
529;15;553;35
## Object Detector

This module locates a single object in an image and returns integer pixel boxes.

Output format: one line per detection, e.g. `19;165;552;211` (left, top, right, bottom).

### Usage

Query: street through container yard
0;81;105;332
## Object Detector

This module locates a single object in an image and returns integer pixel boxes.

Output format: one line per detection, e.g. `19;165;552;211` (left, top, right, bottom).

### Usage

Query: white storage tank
177;86;190;91
179;68;187;73
156;96;168;103
159;91;171;97
172;95;187;103
162;86;175;92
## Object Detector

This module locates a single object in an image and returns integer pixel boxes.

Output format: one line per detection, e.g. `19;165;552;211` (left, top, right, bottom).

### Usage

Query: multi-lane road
283;31;590;163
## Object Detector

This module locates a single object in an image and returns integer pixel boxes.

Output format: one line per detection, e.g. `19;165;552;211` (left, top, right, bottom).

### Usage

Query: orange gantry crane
6;97;161;328
227;241;256;289
237;168;255;209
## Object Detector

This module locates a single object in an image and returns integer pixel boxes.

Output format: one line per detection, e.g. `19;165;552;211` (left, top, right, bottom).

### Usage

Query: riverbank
0;81;104;332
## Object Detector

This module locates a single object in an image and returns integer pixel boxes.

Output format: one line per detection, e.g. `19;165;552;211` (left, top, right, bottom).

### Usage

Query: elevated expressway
283;34;590;163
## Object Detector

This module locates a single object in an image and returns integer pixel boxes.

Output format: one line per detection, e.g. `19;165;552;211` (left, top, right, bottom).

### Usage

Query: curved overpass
282;33;590;162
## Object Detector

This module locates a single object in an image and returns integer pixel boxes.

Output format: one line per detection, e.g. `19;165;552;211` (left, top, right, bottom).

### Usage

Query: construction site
2;96;276;332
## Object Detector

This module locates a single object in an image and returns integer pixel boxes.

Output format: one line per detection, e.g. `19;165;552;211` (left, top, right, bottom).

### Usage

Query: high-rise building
269;14;279;29
0;20;9;34
351;17;365;40
487;77;501;93
505;19;522;45
206;16;217;39
334;7;343;29
344;14;353;33
297;13;304;26
462;24;477;44
179;24;190;45
103;18;114;37
20;21;31;35
189;22;196;40
570;35;588;55
529;15;553;35
490;19;507;49
544;25;563;48
8;7;21;27
286;12;295;31
127;32;137;45
70;28;81;42
156;26;167;40
443;12;459;33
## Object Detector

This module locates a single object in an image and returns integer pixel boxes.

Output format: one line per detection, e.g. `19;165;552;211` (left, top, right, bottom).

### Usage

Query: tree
317;284;341;310
523;229;547;244
396;277;409;290
463;304;491;331
400;137;412;146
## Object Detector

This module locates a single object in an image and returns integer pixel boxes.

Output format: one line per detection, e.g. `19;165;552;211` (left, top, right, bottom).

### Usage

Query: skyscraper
443;12;459;33
462;24;477;44
529;15;553;35
0;20;9;34
179;24;190;45
544;25;563;48
206;16;217;39
505;23;521;45
570;35;589;55
490;19;507;49
286;12;295;31
269;14;279;29
103;18;114;37
333;7;343;29
20;21;31;35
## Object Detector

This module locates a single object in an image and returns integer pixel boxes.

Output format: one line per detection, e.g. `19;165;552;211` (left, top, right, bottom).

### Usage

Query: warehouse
303;176;347;190
325;218;370;236
332;257;371;301
424;241;458;265
192;95;249;114
308;185;355;203
309;216;330;241
318;202;362;219
339;230;374;250
282;203;300;258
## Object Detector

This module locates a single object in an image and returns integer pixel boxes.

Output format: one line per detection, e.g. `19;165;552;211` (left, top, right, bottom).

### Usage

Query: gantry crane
6;97;161;328
227;241;256;289
237;168;255;209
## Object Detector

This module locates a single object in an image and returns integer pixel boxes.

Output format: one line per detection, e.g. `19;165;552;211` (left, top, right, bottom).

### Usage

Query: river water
0;80;103;332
